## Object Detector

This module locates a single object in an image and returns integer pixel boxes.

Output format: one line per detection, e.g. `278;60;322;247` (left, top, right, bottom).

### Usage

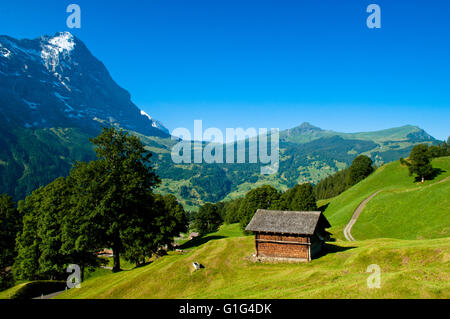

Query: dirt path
33;290;66;299
342;175;449;241
101;266;113;270
343;190;382;241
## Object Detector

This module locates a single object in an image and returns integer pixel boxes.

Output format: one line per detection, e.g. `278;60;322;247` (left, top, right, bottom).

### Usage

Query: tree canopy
238;185;280;230
12;127;188;283
0;195;21;289
346;155;374;186
86;127;161;271
193;203;223;235
272;183;317;212
405;144;434;182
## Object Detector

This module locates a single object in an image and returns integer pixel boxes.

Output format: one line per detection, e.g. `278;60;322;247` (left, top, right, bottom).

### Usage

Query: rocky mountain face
0;32;168;136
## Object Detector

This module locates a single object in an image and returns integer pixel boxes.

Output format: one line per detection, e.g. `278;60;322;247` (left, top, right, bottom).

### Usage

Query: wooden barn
245;209;331;262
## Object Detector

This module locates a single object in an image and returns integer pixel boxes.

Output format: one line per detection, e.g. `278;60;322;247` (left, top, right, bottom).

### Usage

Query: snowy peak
45;32;76;53
40;32;76;72
141;110;169;134
0;44;11;59
0;32;169;138
140;110;153;121
0;32;76;62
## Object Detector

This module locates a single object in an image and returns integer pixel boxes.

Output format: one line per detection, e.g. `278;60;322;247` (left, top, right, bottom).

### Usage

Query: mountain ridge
281;122;434;144
0;31;169;137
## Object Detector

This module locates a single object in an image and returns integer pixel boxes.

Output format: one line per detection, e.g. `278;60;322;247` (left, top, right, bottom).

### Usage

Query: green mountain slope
281;122;434;144
323;156;450;240
0;125;96;200
156;125;439;209
47;224;449;299
0;122;441;210
3;156;449;300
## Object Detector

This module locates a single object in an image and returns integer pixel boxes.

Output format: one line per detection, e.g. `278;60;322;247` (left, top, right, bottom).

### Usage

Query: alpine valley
0;32;439;209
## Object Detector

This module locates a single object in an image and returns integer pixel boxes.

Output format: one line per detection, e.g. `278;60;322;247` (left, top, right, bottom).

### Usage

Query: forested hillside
0;122;442;209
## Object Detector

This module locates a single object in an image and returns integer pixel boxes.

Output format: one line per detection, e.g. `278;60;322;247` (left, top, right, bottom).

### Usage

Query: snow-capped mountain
0;32;169;136
140;110;169;134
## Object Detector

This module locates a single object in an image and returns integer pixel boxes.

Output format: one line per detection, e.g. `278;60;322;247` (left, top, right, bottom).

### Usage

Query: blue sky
0;0;449;140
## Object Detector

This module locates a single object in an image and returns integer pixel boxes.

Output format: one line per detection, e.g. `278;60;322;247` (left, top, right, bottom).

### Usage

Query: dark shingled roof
245;209;331;235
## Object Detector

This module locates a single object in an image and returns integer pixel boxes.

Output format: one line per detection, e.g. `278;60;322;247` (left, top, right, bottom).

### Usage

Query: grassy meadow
324;156;450;240
2;157;449;299
53;224;449;299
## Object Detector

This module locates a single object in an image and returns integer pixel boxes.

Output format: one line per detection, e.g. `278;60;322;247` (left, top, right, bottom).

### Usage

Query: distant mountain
0;32;168;136
148;122;439;209
281;122;436;144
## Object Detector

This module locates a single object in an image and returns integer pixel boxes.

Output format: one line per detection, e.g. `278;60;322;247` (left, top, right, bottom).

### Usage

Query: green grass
84;267;113;281
54;235;450;299
324;156;450;240
210;223;247;238
177;223;248;250
317;197;336;210
4;158;449;299
353;176;450;240
104;257;136;271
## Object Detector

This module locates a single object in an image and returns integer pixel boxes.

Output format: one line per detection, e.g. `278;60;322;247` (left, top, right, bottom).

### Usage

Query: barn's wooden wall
255;233;309;259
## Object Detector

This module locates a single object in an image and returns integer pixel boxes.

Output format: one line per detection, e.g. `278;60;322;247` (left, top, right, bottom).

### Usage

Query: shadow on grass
110;261;154;273
179;235;226;250
313;243;356;260
318;203;329;213
414;168;446;183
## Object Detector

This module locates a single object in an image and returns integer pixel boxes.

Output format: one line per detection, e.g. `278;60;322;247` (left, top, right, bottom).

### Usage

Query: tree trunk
112;249;121;272
80;264;85;283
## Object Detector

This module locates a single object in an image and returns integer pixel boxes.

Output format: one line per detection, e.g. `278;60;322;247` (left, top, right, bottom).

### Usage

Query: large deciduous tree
14;176;102;282
62;161;109;281
120;193;187;265
13;127;188;280
407;144;434;183
346;155;374;186
36;178;72;280
0;195;21;289
88;127;160;272
224;198;244;224
238;185;280;230
272;183;317;212
156;194;188;249
14;188;45;281
193;203;222;235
